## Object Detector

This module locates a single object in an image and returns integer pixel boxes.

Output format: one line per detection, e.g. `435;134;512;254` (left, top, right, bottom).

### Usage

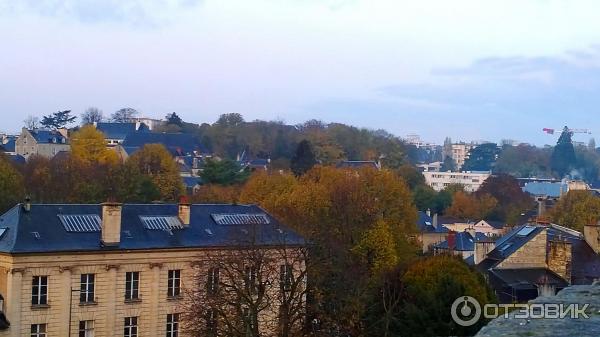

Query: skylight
499;243;513;252
58;214;102;232
139;216;183;230
211;213;270;225
0;228;7;239
516;225;536;237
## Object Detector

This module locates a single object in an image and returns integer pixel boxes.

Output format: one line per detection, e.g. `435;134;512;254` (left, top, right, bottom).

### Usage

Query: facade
0;202;305;337
14;128;70;159
443;143;475;170
422;171;490;192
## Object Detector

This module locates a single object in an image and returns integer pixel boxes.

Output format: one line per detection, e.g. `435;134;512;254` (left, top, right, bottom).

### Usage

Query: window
207;268;219;295
80;274;95;303
31;276;48;305
124;317;138;337
166;313;179;337
206;308;218;335
167;270;181;298
244;266;258;294
125;272;140;300
280;264;294;291
79;320;94;337
31;324;47;337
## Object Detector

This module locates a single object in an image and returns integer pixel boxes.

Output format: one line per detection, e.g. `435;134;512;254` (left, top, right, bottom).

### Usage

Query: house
0;200;305;337
126;117;164;131
94;122;149;147
0;135;17;155
422;171;490;192
416;211;448;253
433;230;492;265
337;160;381;170
476;223;600;303
442;219;505;236
237;150;269;171
14;128;70;159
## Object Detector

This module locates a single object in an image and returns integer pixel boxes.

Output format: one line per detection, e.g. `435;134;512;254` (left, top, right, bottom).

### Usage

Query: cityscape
2;1;600;337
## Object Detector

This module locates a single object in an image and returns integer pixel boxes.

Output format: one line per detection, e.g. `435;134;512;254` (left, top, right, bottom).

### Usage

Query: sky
2;0;600;146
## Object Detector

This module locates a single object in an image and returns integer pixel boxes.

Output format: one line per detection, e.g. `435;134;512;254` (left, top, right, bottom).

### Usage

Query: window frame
124;316;138;337
166;313;179;337
80;274;95;303
167;270;181;298
79;320;94;337
31;276;48;305
30;323;47;337
125;272;140;301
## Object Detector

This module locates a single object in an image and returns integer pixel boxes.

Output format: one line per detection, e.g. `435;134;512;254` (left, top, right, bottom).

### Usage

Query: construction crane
542;127;591;135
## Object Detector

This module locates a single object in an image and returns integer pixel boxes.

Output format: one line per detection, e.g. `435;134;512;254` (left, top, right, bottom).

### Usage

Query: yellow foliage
70;125;119;165
126;144;184;201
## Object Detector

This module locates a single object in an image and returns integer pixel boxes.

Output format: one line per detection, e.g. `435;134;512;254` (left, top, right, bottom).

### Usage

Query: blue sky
1;0;600;145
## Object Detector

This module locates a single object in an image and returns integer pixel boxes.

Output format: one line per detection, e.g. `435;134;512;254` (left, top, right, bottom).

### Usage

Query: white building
423;171;491;192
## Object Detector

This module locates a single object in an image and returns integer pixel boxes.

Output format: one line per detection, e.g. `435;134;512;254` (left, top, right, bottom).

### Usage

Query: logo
451;296;481;327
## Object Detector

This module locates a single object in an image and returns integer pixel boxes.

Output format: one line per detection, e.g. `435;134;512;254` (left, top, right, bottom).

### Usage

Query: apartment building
423;171;490;192
0;201;305;337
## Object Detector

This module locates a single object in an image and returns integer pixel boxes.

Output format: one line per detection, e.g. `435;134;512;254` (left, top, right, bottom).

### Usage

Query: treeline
0;126;183;213
193;166;495;336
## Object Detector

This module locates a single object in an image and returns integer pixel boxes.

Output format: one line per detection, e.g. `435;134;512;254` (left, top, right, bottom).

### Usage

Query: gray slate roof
96;122;140;140
0;203;304;254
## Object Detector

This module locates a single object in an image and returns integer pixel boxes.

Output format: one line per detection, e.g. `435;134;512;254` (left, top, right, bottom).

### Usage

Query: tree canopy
290;139;317;176
550;190;600;231
551;127;577;178
111;107;139;123
40;110;76;129
462;143;500;172
200;159;249;186
126;144;184;201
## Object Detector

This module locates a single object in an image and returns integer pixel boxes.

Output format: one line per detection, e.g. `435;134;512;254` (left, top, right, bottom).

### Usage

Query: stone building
422;171;490;192
0;201;305;337
14;128;70;159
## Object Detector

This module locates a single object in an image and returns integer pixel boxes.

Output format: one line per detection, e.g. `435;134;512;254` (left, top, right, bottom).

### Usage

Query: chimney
447;231;456;250
178;196;191;226
426;208;431;217
584;223;600;254
23;196;31;212
432;213;438;229
101;201;122;246
466;227;476;239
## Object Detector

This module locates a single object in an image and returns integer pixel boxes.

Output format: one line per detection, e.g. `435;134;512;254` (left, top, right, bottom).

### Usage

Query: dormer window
52;137;57;143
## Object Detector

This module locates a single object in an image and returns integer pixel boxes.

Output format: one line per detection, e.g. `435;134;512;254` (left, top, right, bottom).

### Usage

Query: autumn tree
70;125;119;165
290;140;317;176
126;144;184;201
80;107;103;125
0;155;24;213
550;190;600;231
476;174;533;222
445;191;497;220
40;110;76;129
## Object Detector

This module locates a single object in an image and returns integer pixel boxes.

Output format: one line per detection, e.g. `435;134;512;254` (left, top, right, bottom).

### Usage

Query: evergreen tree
551;127;576;177
165;112;183;127
40;110;76;129
462;143;500;172
290;140;317;176
440;155;456;172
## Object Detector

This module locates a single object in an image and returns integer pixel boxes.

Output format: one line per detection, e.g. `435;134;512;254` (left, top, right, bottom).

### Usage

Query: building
422;171;490;192
0;135;17;155
416;161;442;172
477;223;600;303
94;122;149;147
0;201;305;337
126;118;164;131
14;128;70;159
443;143;475;171
433;230;492;264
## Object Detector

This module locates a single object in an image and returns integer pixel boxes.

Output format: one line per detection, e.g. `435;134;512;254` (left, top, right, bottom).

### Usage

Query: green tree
551;127;577;177
290;139;317;176
200;159;250;186
214;112;244;127
440;155;456;172
462;143;500;172
126;144;184;201
40;110;76;129
165;112;183;127
550;190;600;231
0;155;24;213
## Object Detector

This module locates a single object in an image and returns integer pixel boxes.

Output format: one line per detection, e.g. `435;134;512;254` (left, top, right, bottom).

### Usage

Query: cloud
0;0;204;26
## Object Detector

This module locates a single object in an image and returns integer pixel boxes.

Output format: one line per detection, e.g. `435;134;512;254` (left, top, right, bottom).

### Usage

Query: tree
111;107;139;123
80;107;103;125
396;164;425;190
126;144;184;201
445;191;497;220
290;140;317;176
215;113;244;127
550;190;600;231
440;155;456;172
0;155;24;213
364;255;495;337
476;174;533;222
494;144;552;178
70;125;118;165
200;159;250;186
165;112;183;127
182;232;308;337
551;127;577;178
462;143;500;172
23;115;40;129
40;110;76;129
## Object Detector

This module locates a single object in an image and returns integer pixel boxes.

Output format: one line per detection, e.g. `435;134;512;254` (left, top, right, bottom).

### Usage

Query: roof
490;268;568;289
485;225;545;261
0;203;304;254
486;220;506;229
416;211;448;233
5;154;25;165
122;132;209;156
183;176;201;188
0;136;16;152
95;122;140;140
523;182;566;198
434;231;489;251
28;129;68;144
337;160;380;170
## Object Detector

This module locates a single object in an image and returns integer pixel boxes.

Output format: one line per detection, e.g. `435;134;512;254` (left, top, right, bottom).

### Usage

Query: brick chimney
547;239;572;283
178;196;191;226
584;224;600;254
101;201;122;246
447;231;456;250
